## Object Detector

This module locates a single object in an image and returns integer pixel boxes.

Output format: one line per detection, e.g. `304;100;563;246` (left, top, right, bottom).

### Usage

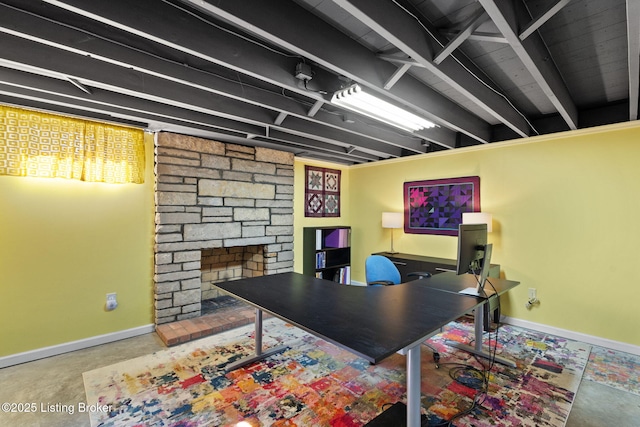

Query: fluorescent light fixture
462;212;493;232
331;84;435;132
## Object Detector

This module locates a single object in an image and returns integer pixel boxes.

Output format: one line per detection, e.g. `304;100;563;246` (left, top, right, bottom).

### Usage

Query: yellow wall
4;122;639;356
0;132;155;357
293;159;351;273
348;123;640;346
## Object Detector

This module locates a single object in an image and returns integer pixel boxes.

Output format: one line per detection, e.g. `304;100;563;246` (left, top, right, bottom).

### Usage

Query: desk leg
225;308;288;372
406;343;421;427
447;302;516;368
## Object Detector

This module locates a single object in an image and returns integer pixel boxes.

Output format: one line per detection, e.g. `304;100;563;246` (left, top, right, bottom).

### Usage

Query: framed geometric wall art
404;176;480;235
305;165;341;217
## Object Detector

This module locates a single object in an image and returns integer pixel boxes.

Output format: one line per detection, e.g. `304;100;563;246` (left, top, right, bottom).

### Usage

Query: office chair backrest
365;255;401;285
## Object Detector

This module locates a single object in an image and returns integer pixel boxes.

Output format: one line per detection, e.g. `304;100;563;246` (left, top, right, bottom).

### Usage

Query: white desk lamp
382;212;403;254
462;212;493;232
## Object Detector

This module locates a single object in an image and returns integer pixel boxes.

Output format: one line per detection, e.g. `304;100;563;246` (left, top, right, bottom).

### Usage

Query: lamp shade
382;212;403;229
462;212;493;232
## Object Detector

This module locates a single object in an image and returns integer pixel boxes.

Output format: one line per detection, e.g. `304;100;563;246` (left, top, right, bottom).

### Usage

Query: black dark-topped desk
373;251;503;331
416;272;520;367
215;272;483;427
416;270;518;295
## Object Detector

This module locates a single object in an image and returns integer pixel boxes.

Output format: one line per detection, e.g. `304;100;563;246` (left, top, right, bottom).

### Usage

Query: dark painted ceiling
0;0;637;164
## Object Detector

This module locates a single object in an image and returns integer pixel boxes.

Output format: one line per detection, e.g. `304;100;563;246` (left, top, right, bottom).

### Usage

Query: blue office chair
364;255;439;366
365;255;431;286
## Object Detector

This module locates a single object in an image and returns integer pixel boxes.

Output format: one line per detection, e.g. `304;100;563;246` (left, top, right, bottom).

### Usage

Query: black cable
439;275;502;426
381;277;505;426
423;360;490;427
302;79;328;95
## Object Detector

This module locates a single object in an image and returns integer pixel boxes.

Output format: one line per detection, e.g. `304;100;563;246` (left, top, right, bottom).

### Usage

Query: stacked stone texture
154;132;294;324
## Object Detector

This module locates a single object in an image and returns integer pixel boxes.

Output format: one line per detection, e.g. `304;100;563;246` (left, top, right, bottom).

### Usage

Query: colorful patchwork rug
84;317;590;427
583;345;640;396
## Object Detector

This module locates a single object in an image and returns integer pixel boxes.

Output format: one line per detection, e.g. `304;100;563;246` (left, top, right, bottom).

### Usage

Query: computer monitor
456;224;495;296
456;223;487;275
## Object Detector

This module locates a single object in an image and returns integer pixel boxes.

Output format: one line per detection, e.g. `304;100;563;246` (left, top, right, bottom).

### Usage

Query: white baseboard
2;315;638;369
502;316;640;356
352;282;640;355
0;324;155;369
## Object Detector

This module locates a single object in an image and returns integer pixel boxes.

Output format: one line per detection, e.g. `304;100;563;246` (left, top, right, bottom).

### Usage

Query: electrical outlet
528;288;537;300
106;293;118;311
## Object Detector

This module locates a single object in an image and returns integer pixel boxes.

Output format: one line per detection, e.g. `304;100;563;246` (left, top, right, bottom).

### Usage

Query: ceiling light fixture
331;84;435;132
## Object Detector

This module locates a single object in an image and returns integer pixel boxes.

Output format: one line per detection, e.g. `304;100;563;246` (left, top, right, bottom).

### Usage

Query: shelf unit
303;226;351;284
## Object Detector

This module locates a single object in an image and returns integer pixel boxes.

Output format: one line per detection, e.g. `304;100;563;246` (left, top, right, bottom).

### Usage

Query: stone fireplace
200;245;265;300
153;132;294;325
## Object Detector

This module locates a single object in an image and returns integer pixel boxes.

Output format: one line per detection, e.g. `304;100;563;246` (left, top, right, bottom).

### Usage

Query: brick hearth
155;303;265;346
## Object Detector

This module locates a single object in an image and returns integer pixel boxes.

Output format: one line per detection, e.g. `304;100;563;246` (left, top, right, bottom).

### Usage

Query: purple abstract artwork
404;176;480;235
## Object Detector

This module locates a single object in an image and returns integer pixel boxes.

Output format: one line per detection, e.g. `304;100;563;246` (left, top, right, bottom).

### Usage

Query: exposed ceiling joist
0;1;427;161
178;0;487;147
0;55;401;163
441;31;509;44
520;0;572;41
333;0;530;138
383;63;412;90
433;7;489;65
307;100;323;117
274;112;288;126
0;0;633;164
478;0;578;130
262;129;380;162
377;53;424;67
626;0;640;120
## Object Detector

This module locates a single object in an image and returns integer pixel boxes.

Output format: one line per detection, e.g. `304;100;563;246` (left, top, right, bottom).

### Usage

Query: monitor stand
449;245;515;367
458;243;495;297
446;292;516;368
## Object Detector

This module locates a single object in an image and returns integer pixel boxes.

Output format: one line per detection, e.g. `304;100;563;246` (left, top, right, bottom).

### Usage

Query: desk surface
416;271;520;297
215;272;483;364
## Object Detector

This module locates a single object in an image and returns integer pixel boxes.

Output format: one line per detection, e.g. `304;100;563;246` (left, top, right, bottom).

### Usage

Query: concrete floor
0;333;166;427
566;380;640;427
0;332;638;427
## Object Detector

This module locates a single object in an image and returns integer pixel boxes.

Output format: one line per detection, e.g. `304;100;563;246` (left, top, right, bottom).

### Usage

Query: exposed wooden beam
178;0;486;147
0;76;266;136
2;1;426;157
274;111;287;125
627;0;640;120
307;99;323;117
520;0;572;41
377;54;425;67
442;31;508;44
478;0;578;130
333;0;530;138
434;7;489;65
0;34;404;159
42;0;434;152
383;63;411;90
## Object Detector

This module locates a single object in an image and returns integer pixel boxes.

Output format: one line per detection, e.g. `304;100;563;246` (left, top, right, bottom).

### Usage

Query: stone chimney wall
154;132;294;324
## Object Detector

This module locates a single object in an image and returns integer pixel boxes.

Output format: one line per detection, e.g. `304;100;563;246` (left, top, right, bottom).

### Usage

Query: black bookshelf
303;226;351;284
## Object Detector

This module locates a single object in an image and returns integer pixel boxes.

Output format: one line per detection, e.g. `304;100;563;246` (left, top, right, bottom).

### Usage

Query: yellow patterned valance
0;105;145;184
